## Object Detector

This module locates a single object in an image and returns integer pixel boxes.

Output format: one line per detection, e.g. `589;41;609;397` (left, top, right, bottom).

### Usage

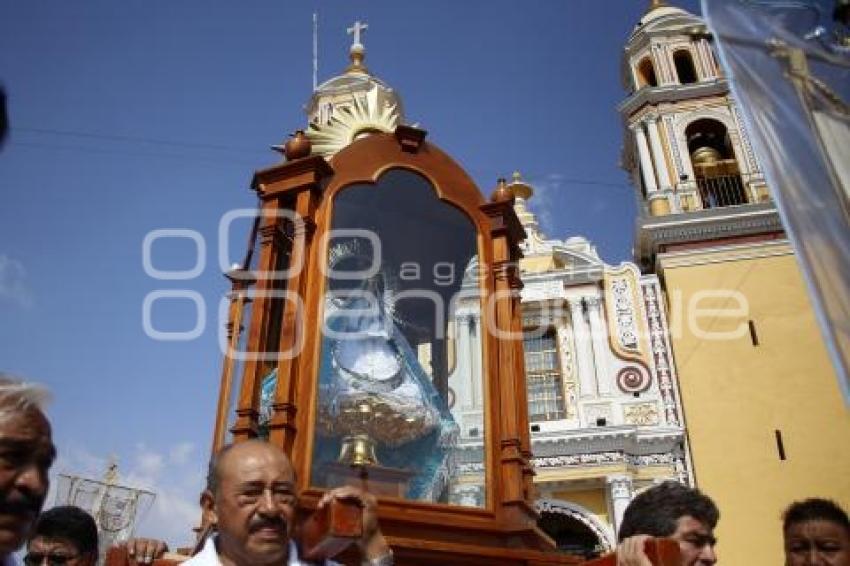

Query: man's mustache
0;495;42;518
248;516;287;534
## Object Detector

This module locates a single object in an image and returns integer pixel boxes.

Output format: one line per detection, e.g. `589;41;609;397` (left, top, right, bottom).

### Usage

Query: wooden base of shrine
321;461;415;498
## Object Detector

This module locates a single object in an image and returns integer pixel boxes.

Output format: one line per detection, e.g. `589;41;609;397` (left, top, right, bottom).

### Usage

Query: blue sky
0;0;701;545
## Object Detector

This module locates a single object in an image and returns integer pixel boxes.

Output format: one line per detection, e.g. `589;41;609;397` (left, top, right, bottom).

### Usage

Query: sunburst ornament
305;84;401;158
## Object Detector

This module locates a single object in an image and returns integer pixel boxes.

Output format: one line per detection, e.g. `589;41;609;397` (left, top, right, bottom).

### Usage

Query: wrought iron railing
695;173;749;208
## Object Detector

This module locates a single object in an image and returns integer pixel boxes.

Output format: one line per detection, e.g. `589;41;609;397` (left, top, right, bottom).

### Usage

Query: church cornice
636;202;783;265
658;239;794;269
530;425;684;457
619;80;729;119
521;263;604;288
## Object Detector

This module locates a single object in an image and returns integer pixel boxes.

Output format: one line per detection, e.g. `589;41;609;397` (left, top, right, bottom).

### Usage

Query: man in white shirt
180;439;392;566
0;376;56;566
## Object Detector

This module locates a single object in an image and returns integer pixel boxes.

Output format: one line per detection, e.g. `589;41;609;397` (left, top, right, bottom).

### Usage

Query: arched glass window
674;50;698;84
636;57;658;89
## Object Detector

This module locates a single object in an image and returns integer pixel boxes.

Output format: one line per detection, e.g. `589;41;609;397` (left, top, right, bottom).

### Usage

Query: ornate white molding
641;280;681;427
623;402;660;426
556;325;576;381
730;103;760;172
611;279;639;350
607;474;633;499
531;424;684;457
536;499;615;552
521;279;565;303
556;325;579;419
671;105;735;132
626;452;675;466
534;452;622;468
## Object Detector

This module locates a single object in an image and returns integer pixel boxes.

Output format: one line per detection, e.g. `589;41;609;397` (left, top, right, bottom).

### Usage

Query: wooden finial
491;178;513;203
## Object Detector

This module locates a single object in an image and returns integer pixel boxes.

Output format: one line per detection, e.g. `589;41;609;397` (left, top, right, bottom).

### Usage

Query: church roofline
627;9;706;44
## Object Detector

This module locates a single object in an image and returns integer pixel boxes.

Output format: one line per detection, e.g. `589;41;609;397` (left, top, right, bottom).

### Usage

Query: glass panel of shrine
310;169;487;507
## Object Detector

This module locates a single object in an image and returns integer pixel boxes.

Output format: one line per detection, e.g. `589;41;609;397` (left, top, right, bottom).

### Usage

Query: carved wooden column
507;234;536;507
481;180;536;527
248;155;333;453
212;267;254;453
231;199;285;441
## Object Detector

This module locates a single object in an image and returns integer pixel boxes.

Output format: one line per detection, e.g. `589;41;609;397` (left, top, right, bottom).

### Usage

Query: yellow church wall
520;255;557;273
633;466;677;483
552;488;610;525
535;464;626;484
659;241;850;566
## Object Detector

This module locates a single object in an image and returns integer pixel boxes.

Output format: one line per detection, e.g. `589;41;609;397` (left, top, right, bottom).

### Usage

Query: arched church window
685;119;748;208
524;329;566;422
538;510;605;559
674;50;698;84
636;57;658;88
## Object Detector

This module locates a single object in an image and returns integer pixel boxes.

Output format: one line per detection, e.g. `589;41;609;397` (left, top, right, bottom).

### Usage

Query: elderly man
0;376;56;565
615;481;719;566
128;440;393;566
24;506;98;566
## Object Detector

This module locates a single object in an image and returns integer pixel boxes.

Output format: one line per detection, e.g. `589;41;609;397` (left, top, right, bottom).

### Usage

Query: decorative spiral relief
617;366;651;393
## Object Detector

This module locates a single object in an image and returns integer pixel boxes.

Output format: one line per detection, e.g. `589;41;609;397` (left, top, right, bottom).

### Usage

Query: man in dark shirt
616;481;719;566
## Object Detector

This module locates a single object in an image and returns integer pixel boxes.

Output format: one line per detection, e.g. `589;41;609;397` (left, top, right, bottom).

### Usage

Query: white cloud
527;173;565;234
0;254;33;308
169;441;195;466
525;173;617;240
133;443;165;483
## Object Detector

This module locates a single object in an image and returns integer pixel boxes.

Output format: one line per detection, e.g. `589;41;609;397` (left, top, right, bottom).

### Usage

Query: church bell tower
619;3;850;565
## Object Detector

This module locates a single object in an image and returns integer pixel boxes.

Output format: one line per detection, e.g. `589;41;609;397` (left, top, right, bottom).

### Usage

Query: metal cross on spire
347;20;368;48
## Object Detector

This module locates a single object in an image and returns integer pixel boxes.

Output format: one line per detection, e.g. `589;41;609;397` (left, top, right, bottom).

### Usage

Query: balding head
201;440;298;566
206;440;295;495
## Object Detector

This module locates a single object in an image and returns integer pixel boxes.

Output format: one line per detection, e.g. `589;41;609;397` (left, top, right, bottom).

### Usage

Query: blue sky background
1;0;700;545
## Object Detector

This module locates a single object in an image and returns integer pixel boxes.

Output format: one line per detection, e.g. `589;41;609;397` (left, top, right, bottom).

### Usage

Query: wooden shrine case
213;126;583;565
